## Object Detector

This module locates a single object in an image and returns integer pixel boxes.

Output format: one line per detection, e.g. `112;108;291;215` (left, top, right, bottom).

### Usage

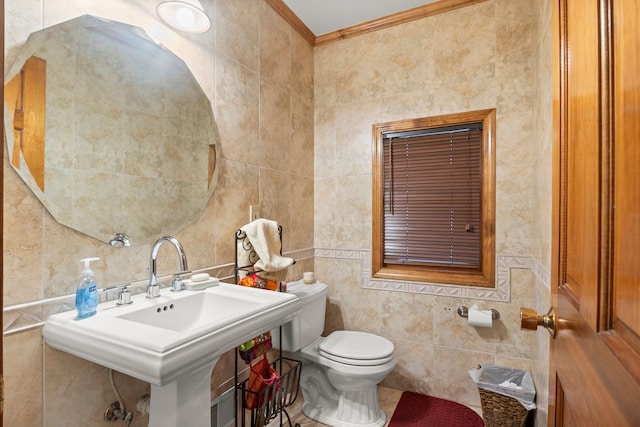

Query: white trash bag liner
469;364;536;411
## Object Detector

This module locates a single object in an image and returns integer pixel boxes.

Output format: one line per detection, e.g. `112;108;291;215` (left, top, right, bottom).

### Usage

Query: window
372;109;496;287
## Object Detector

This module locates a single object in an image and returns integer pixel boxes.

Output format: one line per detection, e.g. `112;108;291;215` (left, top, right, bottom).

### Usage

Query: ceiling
281;0;439;35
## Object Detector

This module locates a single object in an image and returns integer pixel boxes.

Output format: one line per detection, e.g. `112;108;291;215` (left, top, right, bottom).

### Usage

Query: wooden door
551;0;640;425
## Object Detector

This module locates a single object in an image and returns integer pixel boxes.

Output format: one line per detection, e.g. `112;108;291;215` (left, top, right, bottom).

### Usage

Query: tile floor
261;386;485;427
266;386;404;427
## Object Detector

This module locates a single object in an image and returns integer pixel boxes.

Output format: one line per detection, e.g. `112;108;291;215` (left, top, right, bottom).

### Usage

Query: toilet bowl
273;281;396;427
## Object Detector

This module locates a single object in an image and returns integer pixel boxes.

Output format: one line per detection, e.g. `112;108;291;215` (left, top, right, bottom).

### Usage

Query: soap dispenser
75;257;99;319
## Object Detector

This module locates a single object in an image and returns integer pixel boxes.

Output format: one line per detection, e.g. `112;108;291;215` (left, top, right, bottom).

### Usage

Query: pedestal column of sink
148;358;219;427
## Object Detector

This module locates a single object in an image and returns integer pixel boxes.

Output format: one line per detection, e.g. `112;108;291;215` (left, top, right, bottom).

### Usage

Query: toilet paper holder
457;306;500;320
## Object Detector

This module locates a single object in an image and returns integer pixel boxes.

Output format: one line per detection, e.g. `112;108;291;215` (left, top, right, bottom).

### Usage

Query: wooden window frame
372;109;496;287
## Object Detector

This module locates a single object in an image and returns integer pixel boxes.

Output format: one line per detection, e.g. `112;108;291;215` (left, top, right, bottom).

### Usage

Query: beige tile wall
530;0;553;425
313;0;550;418
4;0;313;425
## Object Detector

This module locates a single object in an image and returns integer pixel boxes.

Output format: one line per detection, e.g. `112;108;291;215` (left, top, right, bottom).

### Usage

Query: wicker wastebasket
478;387;533;427
469;365;536;427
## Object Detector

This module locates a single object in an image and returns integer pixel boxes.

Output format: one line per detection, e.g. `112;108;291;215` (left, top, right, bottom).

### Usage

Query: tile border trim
315;248;549;302
3;247;313;336
3;248;547;335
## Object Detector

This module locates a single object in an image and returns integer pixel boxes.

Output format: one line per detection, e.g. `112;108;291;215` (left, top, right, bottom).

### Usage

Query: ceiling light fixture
156;0;211;34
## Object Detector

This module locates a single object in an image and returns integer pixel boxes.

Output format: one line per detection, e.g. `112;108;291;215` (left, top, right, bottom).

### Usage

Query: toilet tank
272;280;327;352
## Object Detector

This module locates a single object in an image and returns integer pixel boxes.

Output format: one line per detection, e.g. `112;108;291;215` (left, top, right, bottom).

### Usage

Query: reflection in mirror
4;15;220;246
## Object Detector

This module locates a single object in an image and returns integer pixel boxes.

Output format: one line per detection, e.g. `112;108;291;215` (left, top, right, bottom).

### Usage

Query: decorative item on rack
239;333;273;364
238;273;281;292
245;355;280;410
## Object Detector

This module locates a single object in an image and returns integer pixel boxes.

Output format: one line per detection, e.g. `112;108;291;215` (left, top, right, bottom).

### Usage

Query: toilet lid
319;331;395;366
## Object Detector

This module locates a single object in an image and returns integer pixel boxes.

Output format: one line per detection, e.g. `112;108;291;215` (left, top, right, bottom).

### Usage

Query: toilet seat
319;331;395;366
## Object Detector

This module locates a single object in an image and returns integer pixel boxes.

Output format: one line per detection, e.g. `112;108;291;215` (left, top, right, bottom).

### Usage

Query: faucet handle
117;285;132;305
171;271;192;292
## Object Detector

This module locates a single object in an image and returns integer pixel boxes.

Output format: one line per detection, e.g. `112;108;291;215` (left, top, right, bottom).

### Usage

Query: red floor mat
388;391;484;427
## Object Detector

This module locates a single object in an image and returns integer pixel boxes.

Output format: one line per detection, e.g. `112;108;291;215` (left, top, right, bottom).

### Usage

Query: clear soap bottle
75;257;99;319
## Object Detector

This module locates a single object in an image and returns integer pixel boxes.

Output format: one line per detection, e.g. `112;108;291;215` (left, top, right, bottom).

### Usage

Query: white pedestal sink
149;361;217;427
43;283;301;427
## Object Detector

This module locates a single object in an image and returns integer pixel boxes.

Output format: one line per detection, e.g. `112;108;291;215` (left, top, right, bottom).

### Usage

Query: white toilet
274;280;396;427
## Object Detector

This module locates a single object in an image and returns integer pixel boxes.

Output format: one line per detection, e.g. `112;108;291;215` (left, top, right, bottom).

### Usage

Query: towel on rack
238;219;294;278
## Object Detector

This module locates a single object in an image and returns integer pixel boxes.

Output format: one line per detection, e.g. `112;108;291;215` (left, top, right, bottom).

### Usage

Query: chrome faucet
147;236;190;298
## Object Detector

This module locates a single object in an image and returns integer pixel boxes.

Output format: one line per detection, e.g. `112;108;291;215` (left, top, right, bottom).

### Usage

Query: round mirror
4;15;220;246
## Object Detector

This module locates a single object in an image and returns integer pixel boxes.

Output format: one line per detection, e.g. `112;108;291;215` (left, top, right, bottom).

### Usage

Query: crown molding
265;0;488;47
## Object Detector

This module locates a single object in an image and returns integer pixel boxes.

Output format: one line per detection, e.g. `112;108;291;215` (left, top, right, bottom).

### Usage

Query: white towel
238;219;294;280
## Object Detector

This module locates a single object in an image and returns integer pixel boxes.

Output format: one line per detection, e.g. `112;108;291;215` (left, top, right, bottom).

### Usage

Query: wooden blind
382;124;482;269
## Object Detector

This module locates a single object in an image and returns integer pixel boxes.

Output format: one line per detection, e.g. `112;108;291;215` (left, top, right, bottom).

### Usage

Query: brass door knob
520;306;557;338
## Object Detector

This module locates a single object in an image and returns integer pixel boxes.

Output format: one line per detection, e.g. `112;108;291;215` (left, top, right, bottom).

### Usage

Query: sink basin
117;290;257;334
43;282;300;384
43;282;301;427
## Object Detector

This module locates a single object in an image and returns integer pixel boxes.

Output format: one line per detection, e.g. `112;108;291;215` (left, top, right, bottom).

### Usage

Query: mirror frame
4;15;220;246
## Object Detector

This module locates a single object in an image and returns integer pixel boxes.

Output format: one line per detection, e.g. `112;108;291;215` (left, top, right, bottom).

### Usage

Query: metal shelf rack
233;226;301;427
